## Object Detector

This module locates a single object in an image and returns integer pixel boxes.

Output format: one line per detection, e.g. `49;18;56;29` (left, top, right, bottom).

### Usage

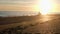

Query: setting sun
38;0;52;15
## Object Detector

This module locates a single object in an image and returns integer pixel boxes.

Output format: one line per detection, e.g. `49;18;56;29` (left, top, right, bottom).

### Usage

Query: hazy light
41;15;51;22
39;0;52;15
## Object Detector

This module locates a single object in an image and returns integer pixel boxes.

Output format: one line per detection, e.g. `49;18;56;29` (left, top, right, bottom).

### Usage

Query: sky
0;0;59;11
0;0;39;16
0;0;60;16
0;0;38;11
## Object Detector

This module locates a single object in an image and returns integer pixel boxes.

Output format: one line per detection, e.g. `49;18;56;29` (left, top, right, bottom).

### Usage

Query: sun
38;0;52;15
40;11;49;15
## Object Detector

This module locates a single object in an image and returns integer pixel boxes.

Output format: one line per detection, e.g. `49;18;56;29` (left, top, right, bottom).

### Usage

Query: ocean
0;11;39;17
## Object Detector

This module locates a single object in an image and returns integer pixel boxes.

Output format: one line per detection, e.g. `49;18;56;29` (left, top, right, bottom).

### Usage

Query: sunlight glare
39;0;52;15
